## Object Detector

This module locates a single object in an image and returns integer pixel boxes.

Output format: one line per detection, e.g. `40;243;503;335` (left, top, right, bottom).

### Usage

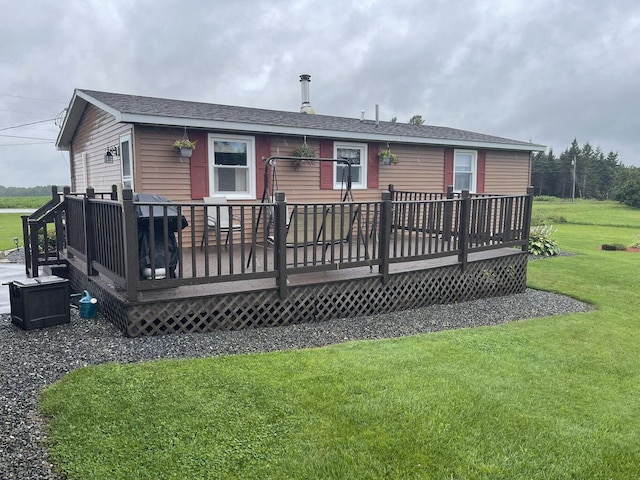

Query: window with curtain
334;142;367;189
208;134;256;199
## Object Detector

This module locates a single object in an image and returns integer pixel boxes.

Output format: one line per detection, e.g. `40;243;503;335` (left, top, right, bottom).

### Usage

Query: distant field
532;198;640;228
0;196;49;209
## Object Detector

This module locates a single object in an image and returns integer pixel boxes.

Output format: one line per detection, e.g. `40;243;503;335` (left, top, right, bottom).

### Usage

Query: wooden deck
31;186;533;336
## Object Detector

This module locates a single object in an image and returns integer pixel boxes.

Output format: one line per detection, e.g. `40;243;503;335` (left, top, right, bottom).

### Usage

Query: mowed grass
0;196;48;250
0;213;26;251
39;201;640;479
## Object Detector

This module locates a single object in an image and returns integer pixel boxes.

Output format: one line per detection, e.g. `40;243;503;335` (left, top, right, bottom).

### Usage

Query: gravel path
0;285;592;480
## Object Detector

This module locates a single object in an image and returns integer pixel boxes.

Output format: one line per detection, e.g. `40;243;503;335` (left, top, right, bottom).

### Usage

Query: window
454;149;477;193
208;134;256;199
120;133;134;190
334;142;367;189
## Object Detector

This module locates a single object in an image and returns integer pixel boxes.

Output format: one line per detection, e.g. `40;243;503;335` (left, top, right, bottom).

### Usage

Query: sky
1;0;639;187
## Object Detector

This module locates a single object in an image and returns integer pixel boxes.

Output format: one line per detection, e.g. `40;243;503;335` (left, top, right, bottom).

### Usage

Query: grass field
35;199;640;479
0;196;48;250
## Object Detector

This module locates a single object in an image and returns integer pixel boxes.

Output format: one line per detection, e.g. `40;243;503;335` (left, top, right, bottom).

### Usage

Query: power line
0;93;66;104
0;141;54;147
0;118;57;132
0;134;56;140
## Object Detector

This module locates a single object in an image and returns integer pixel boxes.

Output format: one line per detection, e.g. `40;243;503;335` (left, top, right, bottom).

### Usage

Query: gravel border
0;285;592;480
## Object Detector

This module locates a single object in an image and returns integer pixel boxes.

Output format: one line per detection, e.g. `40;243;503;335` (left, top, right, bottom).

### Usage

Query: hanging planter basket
378;147;398;165
173;137;197;159
293;140;317;169
179;147;193;158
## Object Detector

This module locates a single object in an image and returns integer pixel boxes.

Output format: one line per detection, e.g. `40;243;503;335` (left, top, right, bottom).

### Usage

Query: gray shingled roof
70;89;542;149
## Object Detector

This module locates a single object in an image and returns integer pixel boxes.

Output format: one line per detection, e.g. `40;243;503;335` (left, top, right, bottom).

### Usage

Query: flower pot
180;147;193;158
381;156;392;165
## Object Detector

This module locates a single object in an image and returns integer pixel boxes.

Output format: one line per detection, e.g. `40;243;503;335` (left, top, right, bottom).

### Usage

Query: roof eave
120;113;546;152
56;90;123;150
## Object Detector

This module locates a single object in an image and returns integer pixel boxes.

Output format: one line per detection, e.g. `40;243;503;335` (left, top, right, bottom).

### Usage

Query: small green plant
628;235;640;249
173;138;197;150
378;147;398;165
533;195;559;202
293;143;317;167
528;225;560;256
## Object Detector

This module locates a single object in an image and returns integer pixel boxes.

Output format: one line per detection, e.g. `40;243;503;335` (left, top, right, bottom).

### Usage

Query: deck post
378;191;392;283
522;186;535;251
52;186;65;257
388;184;395;201
110;184;119;200
84;188;98;276
121;189;139;302
443;185;454;242
458;189;470;271
274;191;288;299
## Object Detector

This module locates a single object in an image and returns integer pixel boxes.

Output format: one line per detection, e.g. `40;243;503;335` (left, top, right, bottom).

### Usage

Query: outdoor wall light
104;146;119;163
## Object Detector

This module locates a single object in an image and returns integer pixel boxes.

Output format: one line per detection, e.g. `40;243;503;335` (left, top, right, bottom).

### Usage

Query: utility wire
0;118;57;132
0;134;56;140
0;93;66;104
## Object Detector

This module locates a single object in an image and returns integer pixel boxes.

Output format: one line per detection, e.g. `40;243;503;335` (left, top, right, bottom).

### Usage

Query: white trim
207;133;256;200
453;149;477;193
333;142;367;190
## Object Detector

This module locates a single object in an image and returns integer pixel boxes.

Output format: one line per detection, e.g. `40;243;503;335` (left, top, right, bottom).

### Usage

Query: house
56;75;543;204
28;76;544;336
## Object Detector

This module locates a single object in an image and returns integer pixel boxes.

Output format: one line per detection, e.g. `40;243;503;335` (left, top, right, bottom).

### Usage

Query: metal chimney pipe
299;74;315;114
375;104;379;126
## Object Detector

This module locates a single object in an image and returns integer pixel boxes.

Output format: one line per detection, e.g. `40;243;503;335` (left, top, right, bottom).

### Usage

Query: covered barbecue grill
135;193;188;279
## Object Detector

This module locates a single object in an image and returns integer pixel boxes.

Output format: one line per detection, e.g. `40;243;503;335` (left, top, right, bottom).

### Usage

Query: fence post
121;189;139;302
388;184;395;201
443;185;454;241
51;185;65;255
458;189;470;271
522;186;535;252
110;184;119;200
378;191;392;283
83;188;98;276
274;192;289;298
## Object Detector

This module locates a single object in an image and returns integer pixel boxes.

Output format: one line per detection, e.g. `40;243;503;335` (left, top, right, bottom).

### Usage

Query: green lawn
0;213;26;251
39;200;640;479
0;196;48;250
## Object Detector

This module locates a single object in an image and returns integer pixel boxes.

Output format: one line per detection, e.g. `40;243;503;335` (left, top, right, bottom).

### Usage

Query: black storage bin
9;276;70;330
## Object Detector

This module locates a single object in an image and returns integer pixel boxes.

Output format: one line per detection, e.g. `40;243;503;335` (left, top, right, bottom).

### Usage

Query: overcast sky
1;0;639;187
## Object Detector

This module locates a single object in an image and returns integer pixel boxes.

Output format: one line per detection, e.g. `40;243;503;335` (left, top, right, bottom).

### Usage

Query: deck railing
25;186;533;301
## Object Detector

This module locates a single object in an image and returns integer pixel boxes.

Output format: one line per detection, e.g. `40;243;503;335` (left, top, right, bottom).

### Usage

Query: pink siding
484;150;531;194
70;104;131;191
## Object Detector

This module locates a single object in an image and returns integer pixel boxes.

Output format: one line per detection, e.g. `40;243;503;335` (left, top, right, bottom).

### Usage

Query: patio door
120;133;134;190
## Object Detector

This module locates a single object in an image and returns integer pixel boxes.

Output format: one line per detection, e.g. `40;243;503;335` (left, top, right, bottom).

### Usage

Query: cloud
1;0;639;187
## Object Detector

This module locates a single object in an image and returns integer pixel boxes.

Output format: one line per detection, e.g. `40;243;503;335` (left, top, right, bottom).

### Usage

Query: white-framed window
454;149;477;193
334;142;367;189
208;134;256;199
120;133;134;190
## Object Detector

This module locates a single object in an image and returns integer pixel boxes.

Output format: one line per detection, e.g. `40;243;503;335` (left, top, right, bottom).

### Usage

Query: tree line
531;139;640;208
0;185;53;197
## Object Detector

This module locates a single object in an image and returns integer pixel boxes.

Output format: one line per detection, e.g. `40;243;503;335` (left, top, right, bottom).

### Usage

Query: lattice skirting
66;253;527;337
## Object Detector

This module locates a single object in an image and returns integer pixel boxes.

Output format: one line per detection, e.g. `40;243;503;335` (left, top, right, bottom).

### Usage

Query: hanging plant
173;137;197;158
293;139;317;168
378;146;398;165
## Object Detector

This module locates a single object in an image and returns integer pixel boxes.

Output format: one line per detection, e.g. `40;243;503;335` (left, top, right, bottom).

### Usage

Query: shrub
628;235;640;249
533;195;559;202
528;225;560;256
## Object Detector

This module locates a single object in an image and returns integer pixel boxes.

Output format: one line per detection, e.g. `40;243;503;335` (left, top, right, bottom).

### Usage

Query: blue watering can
78;290;98;319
